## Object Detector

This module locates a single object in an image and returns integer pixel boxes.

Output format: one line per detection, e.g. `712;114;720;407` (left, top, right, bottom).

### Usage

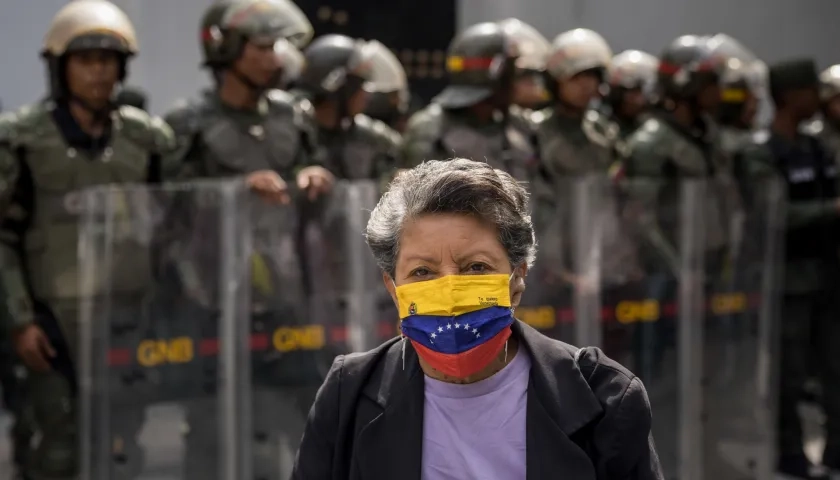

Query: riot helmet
546;28;612;81
200;0;312;66
201;0;307;90
546;28;611;111
707;33;767;128
433;22;519;110
298;34;395;124
497;18;551;109
657;35;723;108
42;0;138;103
605;50;657;117
362;43;410;129
273;38;305;90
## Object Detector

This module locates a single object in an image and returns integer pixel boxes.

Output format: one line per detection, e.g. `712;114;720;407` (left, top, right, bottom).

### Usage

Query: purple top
421;347;531;480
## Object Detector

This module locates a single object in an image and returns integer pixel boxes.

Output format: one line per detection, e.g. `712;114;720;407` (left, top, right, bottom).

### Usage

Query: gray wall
0;0;212;114
1;0;837;114
459;0;840;69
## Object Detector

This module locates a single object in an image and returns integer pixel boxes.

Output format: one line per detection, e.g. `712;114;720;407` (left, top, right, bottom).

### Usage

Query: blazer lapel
355;339;425;480
514;321;604;480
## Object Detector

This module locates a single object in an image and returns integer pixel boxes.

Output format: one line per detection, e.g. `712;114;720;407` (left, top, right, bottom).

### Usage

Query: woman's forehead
398;213;506;262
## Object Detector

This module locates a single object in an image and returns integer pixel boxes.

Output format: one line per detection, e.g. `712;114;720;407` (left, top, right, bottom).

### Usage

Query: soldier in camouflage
738;59;840;480
591;50;658;155
533;28;614;177
294;35;402;183
803;65;840;167
399;21;538;182
359;38;411;134
0;2;175;479
617;35;735;276
163;0;331;191
706;34;767;159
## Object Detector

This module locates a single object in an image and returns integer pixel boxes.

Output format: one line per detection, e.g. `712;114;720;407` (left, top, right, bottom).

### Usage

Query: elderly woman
293;159;663;480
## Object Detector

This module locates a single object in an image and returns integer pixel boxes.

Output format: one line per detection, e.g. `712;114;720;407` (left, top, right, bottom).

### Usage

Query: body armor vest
316;115;397;181
14;103;154;306
534;108;613;178
196;92;303;178
438;111;537;182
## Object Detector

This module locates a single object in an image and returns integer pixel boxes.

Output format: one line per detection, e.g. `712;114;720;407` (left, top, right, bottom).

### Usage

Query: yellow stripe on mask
395;274;512;319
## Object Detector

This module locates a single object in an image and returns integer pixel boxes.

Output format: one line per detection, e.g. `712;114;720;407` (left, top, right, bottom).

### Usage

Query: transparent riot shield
78;180;251;480
516;178;578;343
241;180;396;479
571;176;707;479
699;177;784;478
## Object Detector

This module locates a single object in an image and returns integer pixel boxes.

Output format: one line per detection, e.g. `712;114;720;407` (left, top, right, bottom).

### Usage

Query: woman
293;159;663;480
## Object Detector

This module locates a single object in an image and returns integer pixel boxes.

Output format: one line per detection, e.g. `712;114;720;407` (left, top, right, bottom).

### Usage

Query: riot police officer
164;0;331;192
804;65;840;166
399;21;538;182
591;50;658;153
362;45;411;134
497;18;551;111
295;34;402;182
706;34;767;159
533;28;614;176
0;2;174;479
739;59;840;480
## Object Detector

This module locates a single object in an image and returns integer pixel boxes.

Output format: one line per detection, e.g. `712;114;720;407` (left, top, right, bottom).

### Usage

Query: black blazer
292;320;664;480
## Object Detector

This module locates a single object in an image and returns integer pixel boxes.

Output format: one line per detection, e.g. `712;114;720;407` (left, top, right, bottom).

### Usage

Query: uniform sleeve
161;105;203;180
619;140;680;276
0;140;35;331
398;114;441;169
292;354;345;480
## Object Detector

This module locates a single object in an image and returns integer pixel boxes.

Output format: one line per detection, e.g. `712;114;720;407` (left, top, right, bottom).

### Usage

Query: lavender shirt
421;347;531;480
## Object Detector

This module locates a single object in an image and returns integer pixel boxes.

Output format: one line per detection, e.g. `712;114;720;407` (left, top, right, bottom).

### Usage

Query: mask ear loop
401;336;406;371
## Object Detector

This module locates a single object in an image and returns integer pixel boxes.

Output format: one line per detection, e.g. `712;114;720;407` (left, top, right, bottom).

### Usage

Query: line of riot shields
75;174;785;480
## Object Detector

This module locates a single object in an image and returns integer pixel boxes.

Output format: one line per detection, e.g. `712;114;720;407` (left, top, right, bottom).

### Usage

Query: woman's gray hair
365;158;537;278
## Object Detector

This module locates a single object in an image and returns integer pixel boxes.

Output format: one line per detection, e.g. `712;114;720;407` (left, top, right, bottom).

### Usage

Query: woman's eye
411;267;431;277
466;263;489;273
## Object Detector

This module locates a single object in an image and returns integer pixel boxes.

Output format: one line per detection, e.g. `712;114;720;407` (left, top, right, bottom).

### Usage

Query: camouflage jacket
399;104;539;182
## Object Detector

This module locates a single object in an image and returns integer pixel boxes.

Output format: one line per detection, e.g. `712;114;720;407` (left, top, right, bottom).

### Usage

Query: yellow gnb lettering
136;337;194;367
615;300;660;324
517;306;556;329
711;293;747;315
272;326;325;352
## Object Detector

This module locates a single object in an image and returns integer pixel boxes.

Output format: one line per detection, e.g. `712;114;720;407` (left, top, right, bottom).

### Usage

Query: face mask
395;273;515;378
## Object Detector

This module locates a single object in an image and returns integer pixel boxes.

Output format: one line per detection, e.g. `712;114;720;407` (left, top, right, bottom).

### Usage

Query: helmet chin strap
230;67;280;97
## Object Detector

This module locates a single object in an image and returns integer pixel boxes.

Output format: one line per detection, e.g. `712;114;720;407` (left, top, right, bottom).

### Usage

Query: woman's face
384;213;527;307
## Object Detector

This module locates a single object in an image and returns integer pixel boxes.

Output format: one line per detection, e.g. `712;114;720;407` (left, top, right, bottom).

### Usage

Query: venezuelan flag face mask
396;273;515;378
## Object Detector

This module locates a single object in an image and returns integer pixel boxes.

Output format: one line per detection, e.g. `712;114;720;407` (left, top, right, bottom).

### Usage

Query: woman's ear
510;264;528;308
383;271;398;308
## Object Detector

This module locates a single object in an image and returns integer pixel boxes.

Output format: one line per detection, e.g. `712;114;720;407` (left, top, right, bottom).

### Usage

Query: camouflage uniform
0;2;176;478
295;34;402;184
399;21;539;182
401;103;537;181
163;2;322;478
